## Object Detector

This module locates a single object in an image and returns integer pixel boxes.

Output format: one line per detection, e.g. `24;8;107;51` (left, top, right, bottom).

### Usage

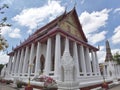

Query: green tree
0;64;4;74
0;4;11;28
113;52;120;64
0;4;11;50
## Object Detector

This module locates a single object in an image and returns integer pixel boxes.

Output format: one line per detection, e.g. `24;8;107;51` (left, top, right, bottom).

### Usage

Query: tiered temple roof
8;8;98;55
105;40;113;62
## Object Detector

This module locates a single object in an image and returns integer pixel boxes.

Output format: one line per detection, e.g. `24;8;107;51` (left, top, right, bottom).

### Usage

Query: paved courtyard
0;83;120;90
0;83;24;90
0;83;40;90
109;85;120;90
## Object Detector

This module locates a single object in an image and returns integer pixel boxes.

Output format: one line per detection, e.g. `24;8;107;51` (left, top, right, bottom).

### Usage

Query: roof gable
59;8;87;42
12;8;88;51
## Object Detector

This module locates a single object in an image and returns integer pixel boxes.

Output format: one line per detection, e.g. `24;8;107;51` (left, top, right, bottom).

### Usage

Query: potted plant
33;75;56;90
16;80;23;88
6;80;11;84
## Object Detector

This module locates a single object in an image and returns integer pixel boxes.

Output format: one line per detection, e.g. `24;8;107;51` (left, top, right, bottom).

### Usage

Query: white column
54;34;61;79
118;65;120;76
85;47;92;76
91;50;97;75
103;65;106;76
73;42;80;78
12;52;17;74
80;45;86;76
44;38;52;75
115;65;118;76
95;51;101;76
116;65;118;76
14;50;20;75
18;48;24;75
7;55;13;74
79;45;87;76
119;65;120;76
115;64;118;78
28;43;35;76
22;46;29;74
6;57;10;74
35;42;41;76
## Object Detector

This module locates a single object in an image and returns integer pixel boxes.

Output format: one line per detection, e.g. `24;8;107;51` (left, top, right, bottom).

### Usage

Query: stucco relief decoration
61;52;74;69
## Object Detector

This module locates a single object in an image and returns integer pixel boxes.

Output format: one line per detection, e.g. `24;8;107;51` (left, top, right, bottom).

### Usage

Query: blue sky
0;0;120;64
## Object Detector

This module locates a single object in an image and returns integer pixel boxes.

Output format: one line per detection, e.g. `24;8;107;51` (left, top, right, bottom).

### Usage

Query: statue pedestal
58;38;79;90
57;81;79;90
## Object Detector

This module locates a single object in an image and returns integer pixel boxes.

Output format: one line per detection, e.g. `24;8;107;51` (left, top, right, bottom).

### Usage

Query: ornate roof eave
10;27;98;53
7;51;14;56
56;29;98;51
29;8;87;43
10;8;94;52
35;28;98;51
12;11;66;51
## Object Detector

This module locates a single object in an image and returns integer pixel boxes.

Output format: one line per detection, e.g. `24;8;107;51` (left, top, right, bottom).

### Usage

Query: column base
25;86;33;90
102;82;108;89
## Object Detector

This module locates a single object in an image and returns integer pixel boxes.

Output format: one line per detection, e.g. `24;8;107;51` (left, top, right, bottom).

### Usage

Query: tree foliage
0;4;11;28
113;52;120;64
0;4;11;51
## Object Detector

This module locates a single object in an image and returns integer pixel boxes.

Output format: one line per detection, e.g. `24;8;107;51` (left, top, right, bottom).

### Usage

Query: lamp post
25;64;33;90
28;63;34;86
100;64;108;90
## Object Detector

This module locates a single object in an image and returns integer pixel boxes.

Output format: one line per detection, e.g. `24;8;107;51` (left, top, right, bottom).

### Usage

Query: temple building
3;8;106;89
101;40;120;84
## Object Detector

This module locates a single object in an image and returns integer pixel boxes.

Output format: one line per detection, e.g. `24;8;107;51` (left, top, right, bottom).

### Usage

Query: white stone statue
57;38;79;90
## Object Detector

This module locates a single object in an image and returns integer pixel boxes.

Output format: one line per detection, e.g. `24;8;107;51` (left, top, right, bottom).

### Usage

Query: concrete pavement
109;85;120;90
0;83;24;90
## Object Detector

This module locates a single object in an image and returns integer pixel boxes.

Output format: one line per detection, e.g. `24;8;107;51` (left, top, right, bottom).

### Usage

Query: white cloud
1;26;21;39
79;9;110;35
97;50;106;63
88;31;107;44
114;8;120;14
79;9;110;44
97;45;106;63
27;29;33;34
80;0;85;4
97;47;120;63
111;49;120;55
111;25;120;44
9;28;21;38
12;0;65;33
1;26;11;35
99;45;105;51
0;52;9;64
0;0;14;5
